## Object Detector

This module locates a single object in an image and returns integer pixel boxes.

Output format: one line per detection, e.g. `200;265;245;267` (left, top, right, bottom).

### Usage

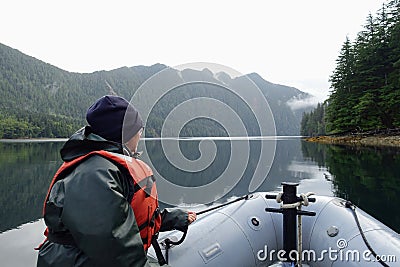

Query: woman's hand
187;211;197;224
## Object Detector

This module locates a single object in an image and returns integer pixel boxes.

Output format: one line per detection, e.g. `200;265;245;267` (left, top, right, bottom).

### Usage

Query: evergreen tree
300;103;326;136
326;37;356;133
320;0;400;134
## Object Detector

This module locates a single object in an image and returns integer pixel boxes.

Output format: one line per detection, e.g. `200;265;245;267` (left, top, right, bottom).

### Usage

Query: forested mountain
301;0;400;136
0;42;312;138
300;103;326;136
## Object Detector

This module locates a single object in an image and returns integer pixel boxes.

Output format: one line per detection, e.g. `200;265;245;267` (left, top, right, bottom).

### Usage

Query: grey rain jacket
36;127;188;267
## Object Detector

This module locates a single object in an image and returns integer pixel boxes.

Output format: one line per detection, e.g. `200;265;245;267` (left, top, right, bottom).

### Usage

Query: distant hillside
0;42;314;138
244;72;312;135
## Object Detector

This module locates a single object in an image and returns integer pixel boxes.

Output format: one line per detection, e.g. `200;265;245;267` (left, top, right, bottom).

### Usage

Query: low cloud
286;96;321;111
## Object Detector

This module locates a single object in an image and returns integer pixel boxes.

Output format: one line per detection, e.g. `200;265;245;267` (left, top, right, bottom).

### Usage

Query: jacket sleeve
61;156;151;267
159;208;189;232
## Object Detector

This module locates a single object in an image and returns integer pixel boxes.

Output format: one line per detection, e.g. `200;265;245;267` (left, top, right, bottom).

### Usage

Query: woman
37;95;196;267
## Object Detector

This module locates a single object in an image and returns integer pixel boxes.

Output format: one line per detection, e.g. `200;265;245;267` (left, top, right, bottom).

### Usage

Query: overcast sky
1;0;385;101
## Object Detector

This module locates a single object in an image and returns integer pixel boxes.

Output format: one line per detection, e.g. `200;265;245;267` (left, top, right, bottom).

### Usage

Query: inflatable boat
148;183;400;267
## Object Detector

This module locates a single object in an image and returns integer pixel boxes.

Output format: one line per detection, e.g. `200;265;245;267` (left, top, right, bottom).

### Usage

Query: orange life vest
42;150;161;250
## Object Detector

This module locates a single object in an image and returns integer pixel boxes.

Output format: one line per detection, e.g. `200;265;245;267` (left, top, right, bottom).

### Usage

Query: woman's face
125;128;143;153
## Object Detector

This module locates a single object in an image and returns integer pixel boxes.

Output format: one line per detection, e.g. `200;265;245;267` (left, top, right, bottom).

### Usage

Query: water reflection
1;139;398;233
0;138;399;267
140;137;333;207
301;141;400;232
0;141;63;233
0;138;328;232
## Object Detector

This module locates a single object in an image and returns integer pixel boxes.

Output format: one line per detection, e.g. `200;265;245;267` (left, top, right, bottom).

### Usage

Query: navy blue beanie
86;95;143;143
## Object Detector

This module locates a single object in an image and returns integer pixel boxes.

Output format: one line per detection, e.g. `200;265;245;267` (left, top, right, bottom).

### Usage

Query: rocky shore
304;135;400;148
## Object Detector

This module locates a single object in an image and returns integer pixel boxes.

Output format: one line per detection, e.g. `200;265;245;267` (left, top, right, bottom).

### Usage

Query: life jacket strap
151;233;167;266
138;207;160;231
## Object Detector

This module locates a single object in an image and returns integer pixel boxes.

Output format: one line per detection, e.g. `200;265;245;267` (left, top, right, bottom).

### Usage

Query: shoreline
304;134;400;148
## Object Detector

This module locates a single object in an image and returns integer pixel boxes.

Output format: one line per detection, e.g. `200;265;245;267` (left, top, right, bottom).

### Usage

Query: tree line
1;42;311;139
301;0;400;136
0;43;162;139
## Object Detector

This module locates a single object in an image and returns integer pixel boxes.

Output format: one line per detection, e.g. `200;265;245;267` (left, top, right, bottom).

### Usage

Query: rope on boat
276;192;315;209
296;193;315;267
160;194;251;265
274;192;390;267
277;191;315;267
196;194;250;215
345;201;390;267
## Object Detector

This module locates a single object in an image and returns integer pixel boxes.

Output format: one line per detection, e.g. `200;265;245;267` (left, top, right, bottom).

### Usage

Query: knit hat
86;95;143;143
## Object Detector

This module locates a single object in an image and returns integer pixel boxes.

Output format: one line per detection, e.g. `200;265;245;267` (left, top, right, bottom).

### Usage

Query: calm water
0;137;399;266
